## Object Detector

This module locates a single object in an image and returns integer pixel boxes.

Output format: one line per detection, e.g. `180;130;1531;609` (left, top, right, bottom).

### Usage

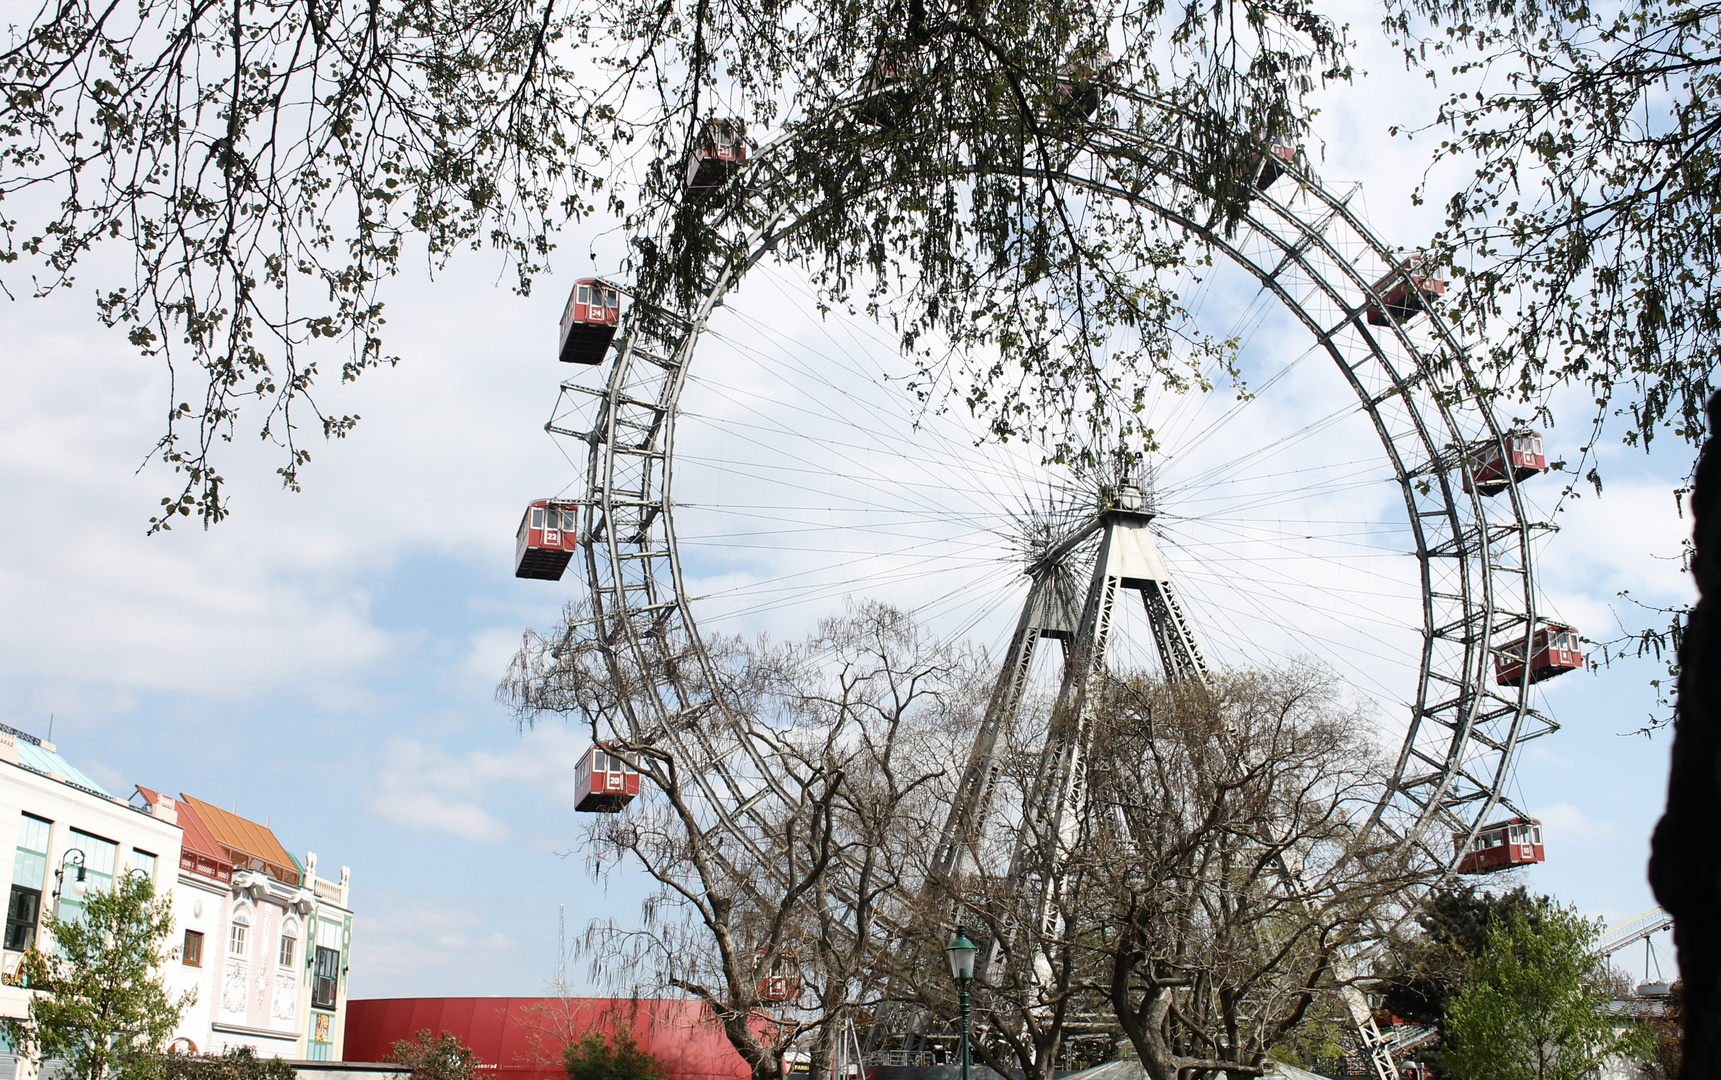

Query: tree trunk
717;1008;783;1080
1113;983;1180;1080
1649;390;1721;1080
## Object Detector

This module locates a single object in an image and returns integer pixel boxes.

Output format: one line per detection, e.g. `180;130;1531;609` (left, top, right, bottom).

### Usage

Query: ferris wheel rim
557;97;1551;891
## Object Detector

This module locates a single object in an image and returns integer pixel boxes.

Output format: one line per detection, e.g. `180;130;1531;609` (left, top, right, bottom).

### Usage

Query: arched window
279;920;299;968
229;910;250;958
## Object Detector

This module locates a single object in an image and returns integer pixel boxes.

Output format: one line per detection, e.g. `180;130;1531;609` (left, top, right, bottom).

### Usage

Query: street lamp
52;849;88;911
50;852;87;921
945;924;977;1080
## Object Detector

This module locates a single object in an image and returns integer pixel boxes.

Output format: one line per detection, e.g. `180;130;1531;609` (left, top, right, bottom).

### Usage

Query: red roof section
172;796;235;883
343;998;753;1080
173;797;228;862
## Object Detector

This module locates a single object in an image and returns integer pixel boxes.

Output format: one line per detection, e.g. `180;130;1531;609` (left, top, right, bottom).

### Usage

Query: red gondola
1493;623;1583;686
684;118;747;196
558;279;622;366
575;743;641;813
1365;254;1447;326
758;975;799;1003
1056;51;1114;119
1250;134;1298;191
515;499;580;581
755;947;800;1003
1453;817;1544;875
1464;431;1548;495
858;50;918;129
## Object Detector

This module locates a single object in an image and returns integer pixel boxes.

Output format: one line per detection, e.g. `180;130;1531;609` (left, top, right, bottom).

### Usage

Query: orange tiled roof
180;795;301;886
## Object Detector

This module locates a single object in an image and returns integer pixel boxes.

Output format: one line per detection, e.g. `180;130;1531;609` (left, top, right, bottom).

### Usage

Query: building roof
172;796;232;863
179;794;301;885
1;722;112;797
1607;997;1673;1020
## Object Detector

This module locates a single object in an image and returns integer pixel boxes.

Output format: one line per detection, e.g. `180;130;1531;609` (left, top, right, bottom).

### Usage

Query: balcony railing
179;851;233;883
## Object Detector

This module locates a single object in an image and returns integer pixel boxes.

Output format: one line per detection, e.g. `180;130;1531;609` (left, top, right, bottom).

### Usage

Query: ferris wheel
514;89;1576;1078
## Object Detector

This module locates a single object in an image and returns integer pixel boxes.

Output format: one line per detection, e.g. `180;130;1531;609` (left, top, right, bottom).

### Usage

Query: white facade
0;726;354;1064
0;729;181;1000
139;793;356;1060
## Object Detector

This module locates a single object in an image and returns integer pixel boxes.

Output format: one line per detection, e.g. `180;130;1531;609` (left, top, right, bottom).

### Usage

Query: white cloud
348;895;524;995
369;726;589;843
463;627;529;685
1532;801;1617;843
371;740;514;843
0;242;579;714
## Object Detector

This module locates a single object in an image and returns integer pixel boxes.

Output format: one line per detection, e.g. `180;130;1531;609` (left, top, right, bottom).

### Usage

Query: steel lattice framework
538;95;1561;1080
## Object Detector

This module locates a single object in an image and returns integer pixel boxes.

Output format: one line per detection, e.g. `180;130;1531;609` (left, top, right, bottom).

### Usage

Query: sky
0;0;1694;999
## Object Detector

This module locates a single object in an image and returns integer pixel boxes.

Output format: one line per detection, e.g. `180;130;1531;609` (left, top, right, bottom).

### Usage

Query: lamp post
52;849;88;909
945;924;977;1080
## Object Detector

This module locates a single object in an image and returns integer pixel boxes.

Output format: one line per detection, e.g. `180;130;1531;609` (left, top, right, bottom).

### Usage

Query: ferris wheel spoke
1169;569;1417;709
680;354;1048;520
1165;536;1424;642
707;290;1053;501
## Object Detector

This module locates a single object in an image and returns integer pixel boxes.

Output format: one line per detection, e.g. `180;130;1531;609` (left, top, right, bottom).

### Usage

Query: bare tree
503;601;982;1080
503;608;1427;1080
1087;666;1427;1080
957;831;1112;1080
861;663;1412;1080
906;684;1112;1080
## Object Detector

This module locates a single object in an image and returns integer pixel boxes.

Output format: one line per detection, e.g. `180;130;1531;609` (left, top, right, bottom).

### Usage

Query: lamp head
59;850;89;898
945;924;977;981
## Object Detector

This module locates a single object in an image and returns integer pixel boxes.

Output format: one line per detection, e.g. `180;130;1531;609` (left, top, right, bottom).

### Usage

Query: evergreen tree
1444;903;1651;1080
562;1025;665;1080
0;873;190;1080
124;1046;299;1080
1379;884;1541;1027
390;1030;481;1080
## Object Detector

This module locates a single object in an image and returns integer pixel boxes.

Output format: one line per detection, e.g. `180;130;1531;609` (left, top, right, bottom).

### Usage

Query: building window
312;945;339;1009
229;918;248;958
7;814;50;951
130;850;157;879
59;830;117;923
279;932;296;968
183;930;204;967
5;888;40;953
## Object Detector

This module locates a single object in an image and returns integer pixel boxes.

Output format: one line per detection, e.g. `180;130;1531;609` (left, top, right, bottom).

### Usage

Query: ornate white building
0;723;354;1068
132;788;355;1061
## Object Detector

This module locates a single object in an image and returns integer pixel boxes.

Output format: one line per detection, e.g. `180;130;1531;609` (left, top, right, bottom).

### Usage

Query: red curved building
343;998;753;1080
